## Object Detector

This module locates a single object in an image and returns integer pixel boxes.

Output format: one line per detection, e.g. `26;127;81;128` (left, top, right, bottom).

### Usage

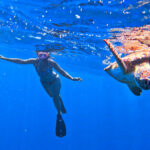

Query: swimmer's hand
72;77;82;81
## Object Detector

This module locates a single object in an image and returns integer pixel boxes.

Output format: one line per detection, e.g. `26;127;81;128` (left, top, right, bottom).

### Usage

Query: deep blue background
0;0;150;150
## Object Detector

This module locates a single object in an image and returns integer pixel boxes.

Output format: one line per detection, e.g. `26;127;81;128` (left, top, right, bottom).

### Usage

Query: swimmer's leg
52;79;66;114
59;97;66;114
41;78;66;114
53;96;66;114
41;78;67;137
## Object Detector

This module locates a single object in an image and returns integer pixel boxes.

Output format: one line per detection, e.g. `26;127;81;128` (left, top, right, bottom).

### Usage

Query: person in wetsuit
0;51;82;137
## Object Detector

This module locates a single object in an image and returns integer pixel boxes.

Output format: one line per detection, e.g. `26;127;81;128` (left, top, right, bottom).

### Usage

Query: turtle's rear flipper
127;83;142;96
56;114;66;137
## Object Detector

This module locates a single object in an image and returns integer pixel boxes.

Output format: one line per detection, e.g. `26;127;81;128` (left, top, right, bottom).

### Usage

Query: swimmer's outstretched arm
0;55;36;64
50;60;82;81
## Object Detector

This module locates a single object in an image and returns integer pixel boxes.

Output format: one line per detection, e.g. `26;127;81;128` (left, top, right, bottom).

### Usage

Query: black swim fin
56;114;66;137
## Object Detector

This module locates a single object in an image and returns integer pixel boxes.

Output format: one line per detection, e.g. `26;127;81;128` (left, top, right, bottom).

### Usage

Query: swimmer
0;51;82;137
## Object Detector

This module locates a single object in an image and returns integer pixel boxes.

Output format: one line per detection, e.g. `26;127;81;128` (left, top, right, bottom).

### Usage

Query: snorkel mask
36;44;50;60
37;51;49;60
135;69;150;90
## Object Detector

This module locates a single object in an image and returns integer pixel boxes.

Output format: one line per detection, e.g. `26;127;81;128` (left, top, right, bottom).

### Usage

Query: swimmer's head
135;69;150;90
35;44;50;59
36;51;50;60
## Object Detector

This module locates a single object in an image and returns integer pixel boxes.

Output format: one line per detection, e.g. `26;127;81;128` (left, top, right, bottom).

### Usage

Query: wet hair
35;44;50;52
35;43;64;53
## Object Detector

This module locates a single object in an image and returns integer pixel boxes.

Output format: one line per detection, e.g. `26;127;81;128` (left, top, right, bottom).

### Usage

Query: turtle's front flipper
104;39;128;73
56;114;66;137
127;83;142;96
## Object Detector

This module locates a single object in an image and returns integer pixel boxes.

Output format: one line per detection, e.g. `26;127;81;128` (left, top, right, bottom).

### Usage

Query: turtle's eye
139;79;149;90
142;79;150;90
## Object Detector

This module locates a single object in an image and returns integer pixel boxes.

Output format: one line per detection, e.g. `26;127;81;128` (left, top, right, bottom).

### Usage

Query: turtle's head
135;69;150;90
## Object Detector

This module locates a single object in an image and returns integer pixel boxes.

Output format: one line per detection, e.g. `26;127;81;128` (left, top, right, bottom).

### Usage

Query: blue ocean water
0;0;150;150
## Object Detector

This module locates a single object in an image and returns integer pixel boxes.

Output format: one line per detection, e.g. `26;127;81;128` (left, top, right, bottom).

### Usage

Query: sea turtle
104;39;150;96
